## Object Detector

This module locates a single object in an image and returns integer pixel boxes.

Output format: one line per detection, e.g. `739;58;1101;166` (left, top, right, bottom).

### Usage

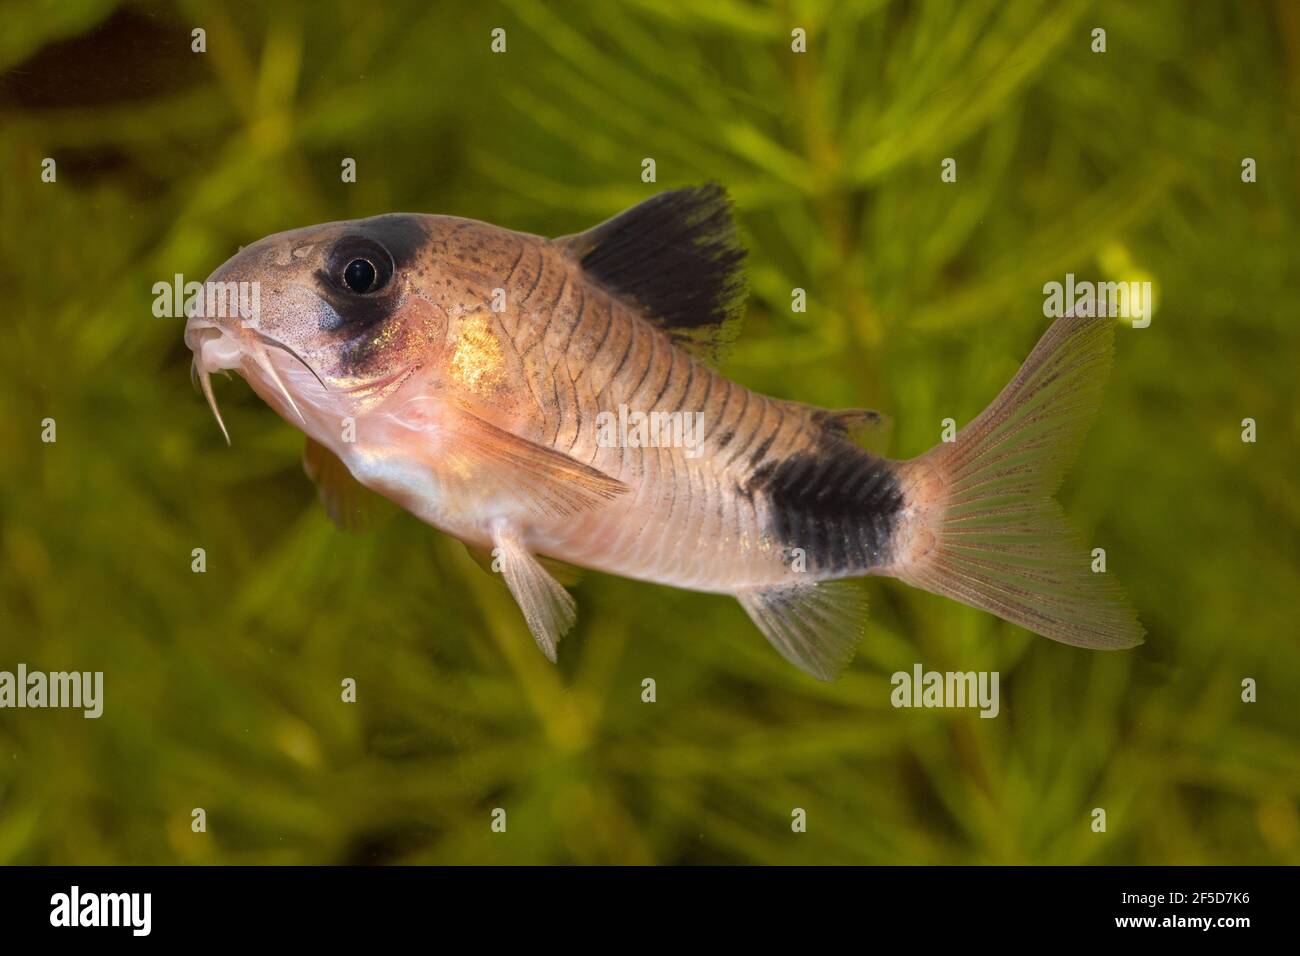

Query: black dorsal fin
557;184;748;353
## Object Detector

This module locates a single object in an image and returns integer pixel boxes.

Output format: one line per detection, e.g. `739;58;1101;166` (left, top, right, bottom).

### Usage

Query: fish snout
184;247;273;445
186;260;249;356
184;237;286;369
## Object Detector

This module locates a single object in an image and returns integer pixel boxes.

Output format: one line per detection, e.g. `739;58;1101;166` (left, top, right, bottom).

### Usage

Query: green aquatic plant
0;0;1296;864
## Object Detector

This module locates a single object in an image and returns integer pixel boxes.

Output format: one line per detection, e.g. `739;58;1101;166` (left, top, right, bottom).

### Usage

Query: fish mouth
185;321;243;371
186;322;241;445
186;321;326;443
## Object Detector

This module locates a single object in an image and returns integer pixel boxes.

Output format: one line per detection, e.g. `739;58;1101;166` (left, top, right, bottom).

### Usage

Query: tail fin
890;314;1143;649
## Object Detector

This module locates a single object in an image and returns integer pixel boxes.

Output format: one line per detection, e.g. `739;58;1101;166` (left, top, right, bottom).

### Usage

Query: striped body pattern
409;216;905;593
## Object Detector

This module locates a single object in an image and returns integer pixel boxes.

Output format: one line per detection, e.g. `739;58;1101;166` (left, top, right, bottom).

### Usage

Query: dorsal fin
557;184;748;356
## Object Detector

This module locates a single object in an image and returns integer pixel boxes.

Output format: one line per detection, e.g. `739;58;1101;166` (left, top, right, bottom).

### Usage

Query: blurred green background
1;0;1297;865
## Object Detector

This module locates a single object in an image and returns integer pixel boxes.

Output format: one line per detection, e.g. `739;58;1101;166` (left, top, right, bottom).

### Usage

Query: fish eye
343;257;378;293
323;236;395;298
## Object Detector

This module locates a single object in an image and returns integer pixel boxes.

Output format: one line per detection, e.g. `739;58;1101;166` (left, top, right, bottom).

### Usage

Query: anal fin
491;523;576;662
736;579;867;681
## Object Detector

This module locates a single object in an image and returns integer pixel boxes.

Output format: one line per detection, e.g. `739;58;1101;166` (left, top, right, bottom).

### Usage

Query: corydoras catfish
184;185;1142;679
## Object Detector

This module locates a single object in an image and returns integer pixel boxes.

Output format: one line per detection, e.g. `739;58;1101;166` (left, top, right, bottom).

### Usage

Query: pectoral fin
445;407;629;518
491;523;576;662
303;438;398;532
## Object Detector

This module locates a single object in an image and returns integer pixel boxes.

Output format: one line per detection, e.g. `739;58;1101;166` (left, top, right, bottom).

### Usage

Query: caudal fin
890;314;1143;649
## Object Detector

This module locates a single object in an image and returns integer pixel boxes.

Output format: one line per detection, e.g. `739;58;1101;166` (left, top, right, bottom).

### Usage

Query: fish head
185;214;450;444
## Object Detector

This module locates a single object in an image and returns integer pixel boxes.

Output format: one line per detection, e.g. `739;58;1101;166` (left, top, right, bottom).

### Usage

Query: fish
184;184;1142;680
